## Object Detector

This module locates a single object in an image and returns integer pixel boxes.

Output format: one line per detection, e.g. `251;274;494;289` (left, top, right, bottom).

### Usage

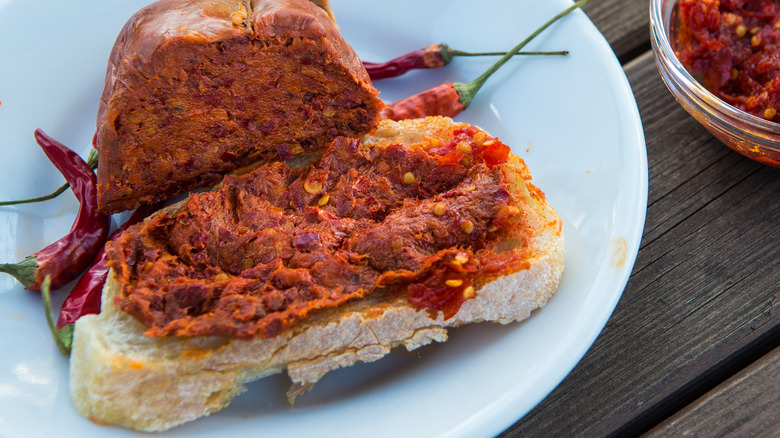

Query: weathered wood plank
500;51;780;437
583;0;650;62
645;346;780;437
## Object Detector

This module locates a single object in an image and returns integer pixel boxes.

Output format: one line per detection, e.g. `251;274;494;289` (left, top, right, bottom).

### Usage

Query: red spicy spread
107;123;530;340
674;0;780;120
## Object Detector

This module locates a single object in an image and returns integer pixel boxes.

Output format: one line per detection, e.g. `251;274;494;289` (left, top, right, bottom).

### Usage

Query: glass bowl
650;0;780;168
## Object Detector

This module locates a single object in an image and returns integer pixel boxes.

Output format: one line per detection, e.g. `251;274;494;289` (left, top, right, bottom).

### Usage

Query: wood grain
583;0;650;62
500;51;780;437
645;346;780;437
499;1;780;436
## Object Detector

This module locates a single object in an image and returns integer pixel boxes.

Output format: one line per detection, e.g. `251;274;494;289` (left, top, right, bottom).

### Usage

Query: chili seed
322;108;336;117
764;108;777;119
433;203;446;216
317;194;330;206
722;13;737;26
391;238;403;250
775;21;780;29
461;220;474;234
168;99;187;111
463;286;476;299
473;131;487;146
454;254;469;265
487;224;498;232
304;179;323;194
230;10;246;26
403;172;415;185
751;35;761;47
750;26;761;35
445;279;463;287
457;141;472;154
735;24;747;38
214;273;229;282
482;139;495;146
210;108;228;121
731;68;739;80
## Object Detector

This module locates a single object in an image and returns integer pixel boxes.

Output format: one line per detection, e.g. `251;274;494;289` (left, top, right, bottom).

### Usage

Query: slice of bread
69;117;564;432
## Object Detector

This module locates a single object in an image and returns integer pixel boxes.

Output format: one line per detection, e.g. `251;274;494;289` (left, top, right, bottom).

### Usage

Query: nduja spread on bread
107;123;533;340
71;117;564;432
68;0;565;431
95;0;383;214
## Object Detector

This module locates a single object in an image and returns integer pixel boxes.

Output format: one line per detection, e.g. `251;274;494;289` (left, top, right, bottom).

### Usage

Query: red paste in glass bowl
674;0;780;121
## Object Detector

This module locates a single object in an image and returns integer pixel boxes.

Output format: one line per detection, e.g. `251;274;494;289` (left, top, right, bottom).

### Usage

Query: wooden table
502;1;780;436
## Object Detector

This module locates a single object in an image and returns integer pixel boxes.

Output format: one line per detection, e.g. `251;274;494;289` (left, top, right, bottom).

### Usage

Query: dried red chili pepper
55;202;161;331
381;0;588;121
0;130;110;291
364;44;568;80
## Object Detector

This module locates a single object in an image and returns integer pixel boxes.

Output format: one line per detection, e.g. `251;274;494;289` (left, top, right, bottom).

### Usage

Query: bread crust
70;118;564;431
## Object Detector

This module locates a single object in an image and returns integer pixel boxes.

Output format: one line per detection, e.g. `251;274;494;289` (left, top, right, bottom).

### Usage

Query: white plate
0;0;647;437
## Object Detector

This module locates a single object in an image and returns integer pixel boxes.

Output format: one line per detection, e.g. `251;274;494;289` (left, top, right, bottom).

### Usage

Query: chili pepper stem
86;148;99;168
0;148;98;206
0;183;70;206
450;50;569;56
453;0;590;108
0;256;37;288
446;49;569;58
41;275;73;356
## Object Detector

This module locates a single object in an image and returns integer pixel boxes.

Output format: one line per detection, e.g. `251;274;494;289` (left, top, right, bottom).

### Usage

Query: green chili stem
454;0;590;107
41;275;73;356
0;183;69;206
87;147;98;167
449;50;569;57
0;256;37;288
0;148;98;206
